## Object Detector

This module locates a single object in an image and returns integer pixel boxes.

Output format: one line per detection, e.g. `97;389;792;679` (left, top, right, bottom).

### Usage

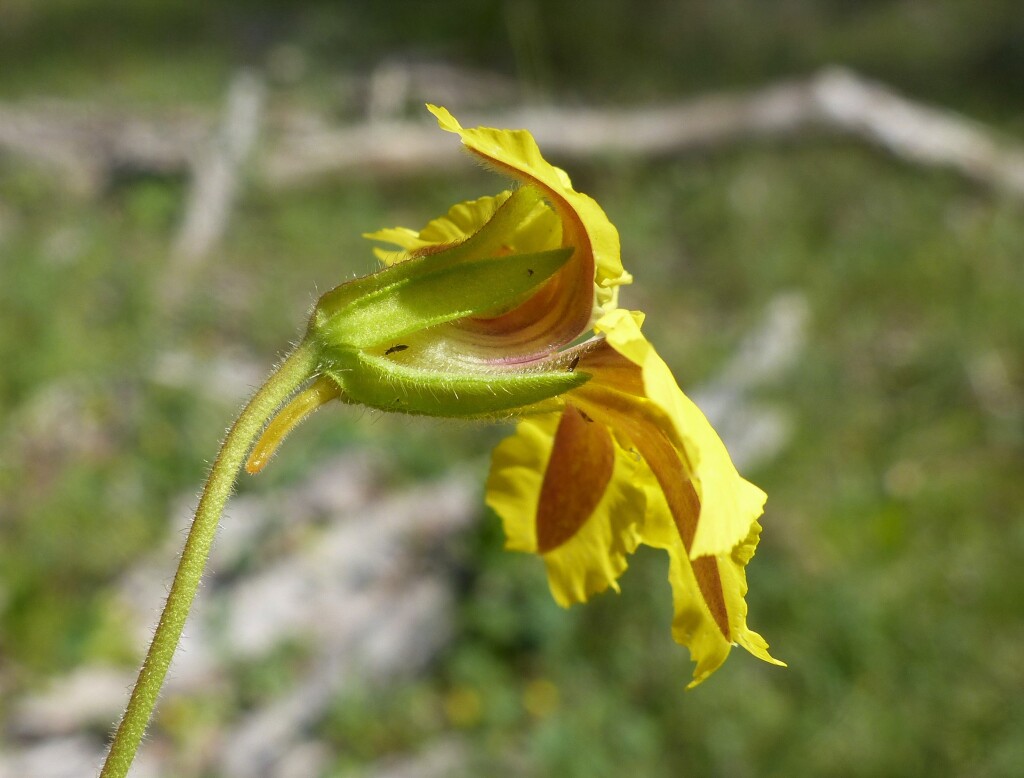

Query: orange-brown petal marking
428;105;631;352
574;336;646;397
536;405;615;553
593;308;768;559
638;429;731;641
572;389;731;640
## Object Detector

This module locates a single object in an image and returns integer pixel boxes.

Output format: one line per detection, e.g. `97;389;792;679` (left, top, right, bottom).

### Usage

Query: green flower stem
99;340;320;778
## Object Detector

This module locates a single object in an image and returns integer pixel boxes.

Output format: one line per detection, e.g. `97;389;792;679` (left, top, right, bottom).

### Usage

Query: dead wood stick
264;67;1024;197
3;68;1023;198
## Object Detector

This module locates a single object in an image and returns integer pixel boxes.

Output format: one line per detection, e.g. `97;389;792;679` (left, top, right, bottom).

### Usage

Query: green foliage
2;1;1023;775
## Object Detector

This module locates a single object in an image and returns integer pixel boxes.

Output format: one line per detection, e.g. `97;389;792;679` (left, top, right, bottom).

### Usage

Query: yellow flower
365;105;632;363
103;105;786;778
487;309;784;686
254;106;780;685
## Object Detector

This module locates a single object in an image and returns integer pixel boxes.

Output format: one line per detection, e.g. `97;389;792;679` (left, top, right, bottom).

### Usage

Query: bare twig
807;68;1024;194
263;67;1024;196
3;68;1023;199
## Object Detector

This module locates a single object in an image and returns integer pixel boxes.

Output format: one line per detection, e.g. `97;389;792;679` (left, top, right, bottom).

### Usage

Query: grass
2;2;1023;775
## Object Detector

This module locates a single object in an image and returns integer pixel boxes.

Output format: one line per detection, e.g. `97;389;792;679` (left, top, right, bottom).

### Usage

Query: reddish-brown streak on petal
462;152;595;350
465;274;560;332
638;430;730;640
576;339;646;396
536;405;615;553
572;391;731;640
411;241;461;258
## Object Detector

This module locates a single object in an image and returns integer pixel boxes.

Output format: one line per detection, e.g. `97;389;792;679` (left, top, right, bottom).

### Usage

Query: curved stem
99;340;320;778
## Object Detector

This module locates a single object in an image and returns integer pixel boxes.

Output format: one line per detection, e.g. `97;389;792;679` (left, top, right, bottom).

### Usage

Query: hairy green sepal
311;187;568;351
313;245;571;351
302;184;589;418
326;354;589;418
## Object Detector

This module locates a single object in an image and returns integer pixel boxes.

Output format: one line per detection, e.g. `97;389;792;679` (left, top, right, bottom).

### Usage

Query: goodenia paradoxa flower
100;106;780;778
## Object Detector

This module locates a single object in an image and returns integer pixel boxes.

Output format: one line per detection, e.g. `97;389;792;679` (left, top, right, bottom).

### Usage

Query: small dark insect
384;344;409;355
579;409;594;423
527;268;535;276
568;355;580;372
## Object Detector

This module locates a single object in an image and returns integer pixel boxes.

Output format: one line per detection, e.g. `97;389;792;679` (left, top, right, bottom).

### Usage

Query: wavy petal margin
486;408;646;606
643;504;784;687
567;311;782;684
593;308;767;558
364;192;514;265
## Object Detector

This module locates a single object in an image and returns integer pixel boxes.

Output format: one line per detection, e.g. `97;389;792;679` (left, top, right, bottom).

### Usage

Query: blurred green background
2;1;1023;776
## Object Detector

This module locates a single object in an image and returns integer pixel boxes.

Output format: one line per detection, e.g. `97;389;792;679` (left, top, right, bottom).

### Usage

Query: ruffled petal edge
486;410;647;607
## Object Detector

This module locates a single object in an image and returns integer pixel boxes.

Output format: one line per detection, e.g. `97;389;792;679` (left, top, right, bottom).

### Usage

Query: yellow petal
486;408;646;607
419;191;513;244
571;333;781;684
594;308;766;558
362;225;429;254
362;227;431;265
643;504;785;687
428;104;632;341
486;414;554;554
364;192;515;266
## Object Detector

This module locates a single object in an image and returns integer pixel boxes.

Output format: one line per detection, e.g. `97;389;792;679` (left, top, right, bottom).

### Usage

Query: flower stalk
99;342;320;778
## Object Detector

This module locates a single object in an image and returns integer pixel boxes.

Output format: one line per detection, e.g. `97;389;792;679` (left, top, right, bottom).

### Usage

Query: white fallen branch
2;68;1023;199
263;67;1024;196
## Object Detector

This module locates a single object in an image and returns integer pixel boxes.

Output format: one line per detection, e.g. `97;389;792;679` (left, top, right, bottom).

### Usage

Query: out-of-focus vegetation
1;1;1022;775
